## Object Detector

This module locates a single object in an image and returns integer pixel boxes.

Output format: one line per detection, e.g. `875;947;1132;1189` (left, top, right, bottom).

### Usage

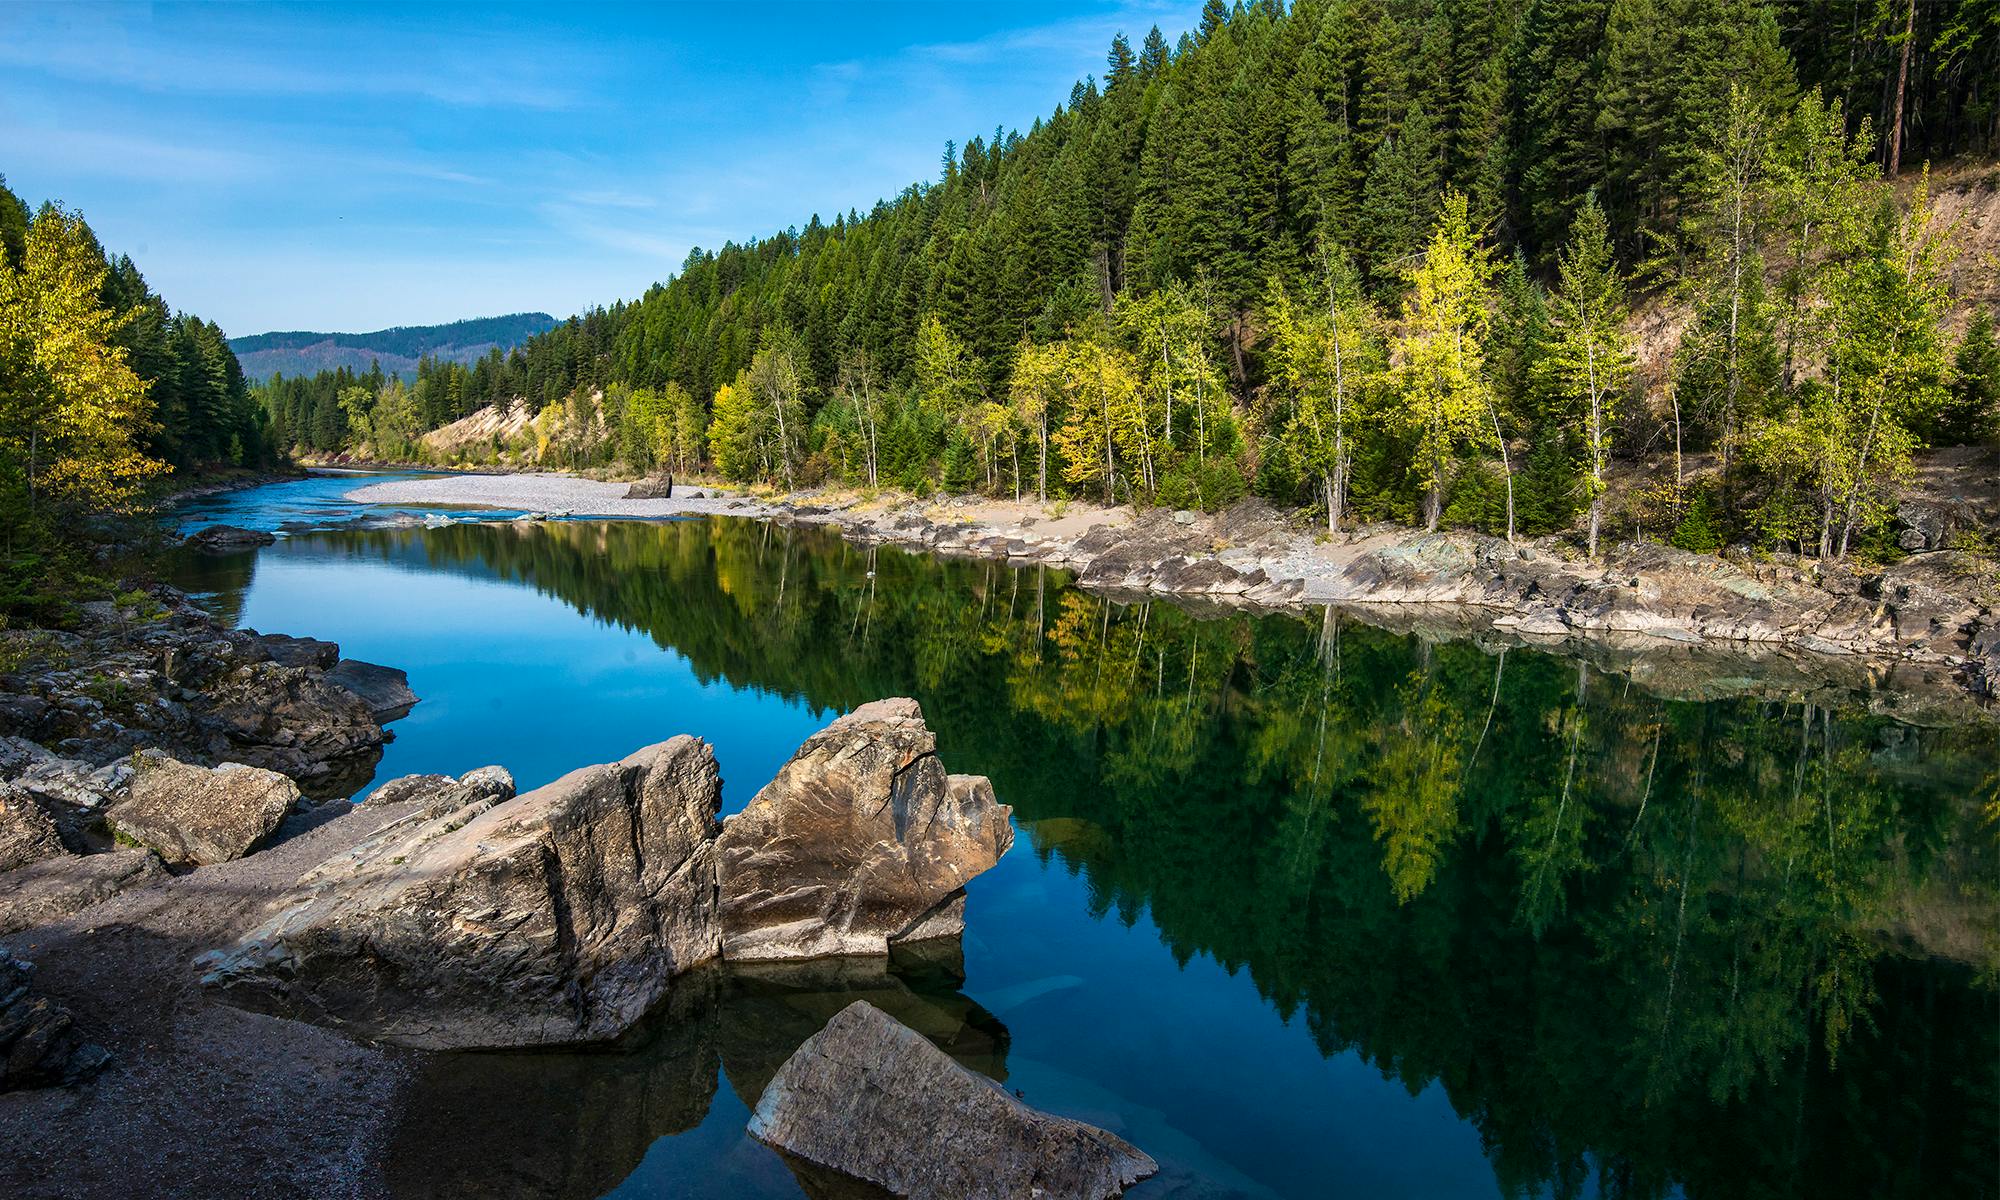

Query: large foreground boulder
201;736;723;1049
106;752;299;867
749;1001;1156;1200
0;948;110;1091
716;698;1013;961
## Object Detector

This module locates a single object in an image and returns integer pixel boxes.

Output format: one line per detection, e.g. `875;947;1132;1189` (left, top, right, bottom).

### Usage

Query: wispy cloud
0;4;590;110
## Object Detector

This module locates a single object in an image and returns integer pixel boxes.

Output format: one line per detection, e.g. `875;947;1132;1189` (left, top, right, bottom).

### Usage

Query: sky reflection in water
171;495;1999;1200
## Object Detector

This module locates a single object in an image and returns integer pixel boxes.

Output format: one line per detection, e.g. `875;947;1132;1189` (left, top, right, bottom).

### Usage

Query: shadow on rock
383;949;1009;1200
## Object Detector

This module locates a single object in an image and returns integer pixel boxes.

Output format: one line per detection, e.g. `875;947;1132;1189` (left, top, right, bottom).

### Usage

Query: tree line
0;175;273;617
260;0;2000;560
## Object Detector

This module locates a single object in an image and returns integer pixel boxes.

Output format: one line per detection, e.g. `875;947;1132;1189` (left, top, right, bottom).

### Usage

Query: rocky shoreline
0;679;1127;1198
346;472;2000;710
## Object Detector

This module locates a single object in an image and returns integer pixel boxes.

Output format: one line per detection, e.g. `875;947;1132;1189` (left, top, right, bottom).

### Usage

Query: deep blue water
167;473;1999;1200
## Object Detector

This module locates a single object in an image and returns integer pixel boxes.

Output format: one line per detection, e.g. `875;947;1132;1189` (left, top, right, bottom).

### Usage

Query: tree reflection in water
207;518;1997;1200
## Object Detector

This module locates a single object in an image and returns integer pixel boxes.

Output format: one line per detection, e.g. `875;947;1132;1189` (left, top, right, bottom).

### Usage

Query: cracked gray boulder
200;736;723;1049
749;1000;1155;1200
715;698;1013;962
106;751;300;867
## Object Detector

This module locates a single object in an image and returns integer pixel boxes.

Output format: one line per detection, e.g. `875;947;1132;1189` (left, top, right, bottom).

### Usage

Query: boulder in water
326;659;419;721
749;1000;1156;1200
185;524;276;551
715;698;1012;961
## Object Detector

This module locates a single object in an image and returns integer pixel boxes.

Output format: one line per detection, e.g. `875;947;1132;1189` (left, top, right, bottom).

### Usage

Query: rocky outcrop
715;698;1014;961
0;586;405;798
201;736;724;1049
184;524;276;551
0;850;166;935
362;765;515;816
204;701;1009;1050
326;659;420;721
106;751;299;867
0;948;110;1091
749;1000;1156;1200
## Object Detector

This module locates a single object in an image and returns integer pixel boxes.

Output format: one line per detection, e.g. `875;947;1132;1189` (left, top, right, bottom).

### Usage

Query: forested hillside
0;174;272;615
261;0;2000;561
230;312;557;383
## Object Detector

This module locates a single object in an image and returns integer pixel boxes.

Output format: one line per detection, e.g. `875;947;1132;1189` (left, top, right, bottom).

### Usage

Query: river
168;472;1998;1200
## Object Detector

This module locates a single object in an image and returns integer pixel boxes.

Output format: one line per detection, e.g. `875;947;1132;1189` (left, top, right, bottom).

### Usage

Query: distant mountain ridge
229;312;559;382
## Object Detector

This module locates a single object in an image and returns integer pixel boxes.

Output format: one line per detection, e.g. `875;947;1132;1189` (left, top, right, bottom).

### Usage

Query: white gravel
345;473;771;518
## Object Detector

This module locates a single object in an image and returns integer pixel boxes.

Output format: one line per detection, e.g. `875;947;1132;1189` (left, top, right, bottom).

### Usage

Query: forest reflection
200;517;1998;1199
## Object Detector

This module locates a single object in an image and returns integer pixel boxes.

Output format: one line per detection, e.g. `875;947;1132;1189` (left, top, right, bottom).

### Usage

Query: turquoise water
171;476;1999;1200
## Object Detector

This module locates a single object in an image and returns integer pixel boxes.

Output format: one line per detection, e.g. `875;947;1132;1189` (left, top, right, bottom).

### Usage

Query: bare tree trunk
1888;0;1915;177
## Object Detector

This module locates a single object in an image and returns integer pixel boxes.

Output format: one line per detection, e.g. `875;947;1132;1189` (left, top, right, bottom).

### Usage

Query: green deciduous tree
1391;192;1505;534
1545;194;1635;556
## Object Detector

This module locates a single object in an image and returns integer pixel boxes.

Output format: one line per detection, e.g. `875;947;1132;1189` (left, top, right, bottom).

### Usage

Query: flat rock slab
326;658;420;720
0;850;166;935
750;1000;1156;1200
106;752;299;867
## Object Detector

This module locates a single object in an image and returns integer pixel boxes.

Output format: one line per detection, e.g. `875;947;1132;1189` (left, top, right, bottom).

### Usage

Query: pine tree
1935;308;2000;445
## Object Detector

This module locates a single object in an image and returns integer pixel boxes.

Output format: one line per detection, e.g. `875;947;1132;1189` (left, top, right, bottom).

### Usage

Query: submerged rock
715;698;1013;961
749;1000;1155;1200
0;850;167;935
185;524;276;551
202;736;724;1049
0;948;110;1091
106;751;299;867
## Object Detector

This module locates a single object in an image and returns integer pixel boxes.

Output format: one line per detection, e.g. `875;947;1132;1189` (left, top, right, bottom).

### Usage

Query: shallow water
172;478;1999;1200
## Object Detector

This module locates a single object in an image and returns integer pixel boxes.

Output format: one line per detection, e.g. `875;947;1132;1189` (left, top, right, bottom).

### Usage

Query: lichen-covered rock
715;698;1013;962
0;948;110;1091
0;850;167;935
362;765;515;816
749;1001;1155;1200
106;751;299;867
201;736;723;1049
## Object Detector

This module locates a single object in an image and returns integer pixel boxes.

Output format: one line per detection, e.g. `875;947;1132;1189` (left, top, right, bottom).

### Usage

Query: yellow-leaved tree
0;203;165;526
1390;191;1502;535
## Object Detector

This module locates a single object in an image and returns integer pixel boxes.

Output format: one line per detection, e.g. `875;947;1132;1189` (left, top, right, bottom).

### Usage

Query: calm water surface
170;475;1999;1200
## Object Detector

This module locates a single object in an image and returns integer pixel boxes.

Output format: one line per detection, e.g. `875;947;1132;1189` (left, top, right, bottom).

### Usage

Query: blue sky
0;1;1188;336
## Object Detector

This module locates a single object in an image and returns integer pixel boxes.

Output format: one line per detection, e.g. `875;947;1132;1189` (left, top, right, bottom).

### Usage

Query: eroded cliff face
199;699;1011;1049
